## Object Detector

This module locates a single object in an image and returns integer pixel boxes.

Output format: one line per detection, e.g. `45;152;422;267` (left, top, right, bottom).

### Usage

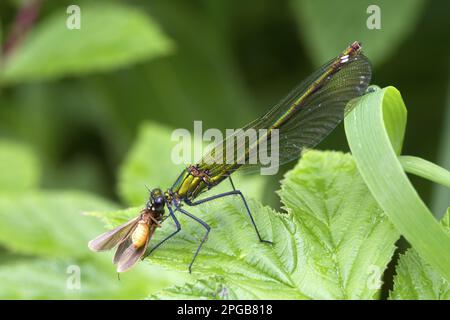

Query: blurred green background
0;0;449;299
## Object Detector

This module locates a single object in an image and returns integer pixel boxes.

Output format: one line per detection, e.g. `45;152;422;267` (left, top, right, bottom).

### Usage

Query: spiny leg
176;206;210;273
142;205;181;259
185;177;271;244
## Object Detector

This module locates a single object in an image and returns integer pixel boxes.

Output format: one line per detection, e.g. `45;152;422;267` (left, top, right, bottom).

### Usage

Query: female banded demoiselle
89;41;372;273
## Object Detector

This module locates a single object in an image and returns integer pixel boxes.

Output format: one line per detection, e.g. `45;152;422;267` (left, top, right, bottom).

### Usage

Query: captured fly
88;189;165;272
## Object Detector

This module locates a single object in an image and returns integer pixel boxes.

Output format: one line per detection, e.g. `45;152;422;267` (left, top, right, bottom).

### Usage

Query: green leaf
152;276;238;300
118;122;266;207
291;0;426;66
1;3;174;84
389;209;450;300
0;190;183;299
0;191;116;257
345;86;450;282
99;150;399;299
277;151;398;299
0;140;40;191
0;258;173;299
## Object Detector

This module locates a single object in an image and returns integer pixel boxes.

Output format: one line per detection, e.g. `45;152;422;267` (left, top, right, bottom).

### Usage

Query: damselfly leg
175;206;211;273
143;205;180;259
185;177;272;244
142;204;211;274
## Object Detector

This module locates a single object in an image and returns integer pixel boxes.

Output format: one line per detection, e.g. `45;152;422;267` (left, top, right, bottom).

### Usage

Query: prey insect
88;189;164;272
89;41;372;273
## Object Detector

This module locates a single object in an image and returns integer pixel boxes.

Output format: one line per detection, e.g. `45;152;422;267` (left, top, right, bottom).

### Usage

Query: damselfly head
147;188;166;212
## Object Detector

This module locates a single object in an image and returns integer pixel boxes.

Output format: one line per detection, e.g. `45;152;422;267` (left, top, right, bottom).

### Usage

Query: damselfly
89;41;372;273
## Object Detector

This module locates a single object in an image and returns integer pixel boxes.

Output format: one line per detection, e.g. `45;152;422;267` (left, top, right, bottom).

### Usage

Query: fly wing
116;224;157;273
113;236;133;264
198;51;371;176
88;216;140;252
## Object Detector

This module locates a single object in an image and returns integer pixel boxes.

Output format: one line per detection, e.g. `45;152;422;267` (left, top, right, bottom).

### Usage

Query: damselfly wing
197;41;371;181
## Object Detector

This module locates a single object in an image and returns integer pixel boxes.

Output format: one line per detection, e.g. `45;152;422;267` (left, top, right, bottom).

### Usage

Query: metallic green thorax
170;165;228;201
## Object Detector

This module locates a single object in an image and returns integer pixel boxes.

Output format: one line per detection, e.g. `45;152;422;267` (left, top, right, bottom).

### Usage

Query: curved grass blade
399;155;450;190
345;86;450;282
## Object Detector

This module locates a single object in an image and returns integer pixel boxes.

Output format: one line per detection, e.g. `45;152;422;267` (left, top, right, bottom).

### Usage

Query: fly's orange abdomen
131;222;149;248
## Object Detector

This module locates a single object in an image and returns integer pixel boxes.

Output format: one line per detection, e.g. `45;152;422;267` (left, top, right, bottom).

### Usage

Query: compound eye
153;196;165;207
